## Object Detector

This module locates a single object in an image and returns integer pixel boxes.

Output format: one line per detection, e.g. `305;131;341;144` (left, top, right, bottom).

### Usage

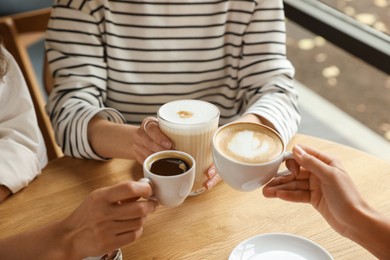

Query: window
319;0;389;36
283;0;390;143
283;0;390;74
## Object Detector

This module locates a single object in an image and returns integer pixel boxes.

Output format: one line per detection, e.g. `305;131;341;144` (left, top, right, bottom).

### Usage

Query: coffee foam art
227;130;270;159
158;100;219;126
215;124;284;164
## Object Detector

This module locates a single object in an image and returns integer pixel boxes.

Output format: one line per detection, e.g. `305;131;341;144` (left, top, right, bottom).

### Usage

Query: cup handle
138;177;158;202
276;151;294;177
141;117;159;134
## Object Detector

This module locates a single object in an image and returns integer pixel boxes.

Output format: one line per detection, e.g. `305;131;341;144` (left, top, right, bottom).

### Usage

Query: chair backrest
0;8;63;161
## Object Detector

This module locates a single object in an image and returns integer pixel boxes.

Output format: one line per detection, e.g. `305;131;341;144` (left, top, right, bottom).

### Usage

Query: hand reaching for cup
205;165;222;190
263;145;364;234
61;181;159;259
0;181;158;259
262;144;390;259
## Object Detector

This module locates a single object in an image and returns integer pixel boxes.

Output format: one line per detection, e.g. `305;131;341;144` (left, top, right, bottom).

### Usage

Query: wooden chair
0;8;63;161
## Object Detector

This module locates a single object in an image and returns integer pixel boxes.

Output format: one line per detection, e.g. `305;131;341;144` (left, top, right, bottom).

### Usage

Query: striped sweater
45;0;301;160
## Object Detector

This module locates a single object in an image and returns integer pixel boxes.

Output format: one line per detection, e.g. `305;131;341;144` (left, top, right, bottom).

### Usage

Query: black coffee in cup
150;158;189;176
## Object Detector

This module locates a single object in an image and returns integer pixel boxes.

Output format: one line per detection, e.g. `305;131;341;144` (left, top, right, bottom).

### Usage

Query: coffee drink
150;157;190;176
158;99;220;195
142;150;196;207
146;150;194;176
214;123;283;164
212;122;291;192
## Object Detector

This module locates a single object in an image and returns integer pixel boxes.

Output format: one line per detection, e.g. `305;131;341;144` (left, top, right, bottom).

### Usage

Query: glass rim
157;99;220;126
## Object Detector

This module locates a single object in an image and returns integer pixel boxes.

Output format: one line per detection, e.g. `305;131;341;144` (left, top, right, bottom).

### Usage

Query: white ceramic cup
141;150;195;207
212;122;292;192
157;99;220;195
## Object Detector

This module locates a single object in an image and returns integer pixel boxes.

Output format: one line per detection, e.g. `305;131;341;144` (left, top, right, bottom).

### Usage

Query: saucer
229;233;333;260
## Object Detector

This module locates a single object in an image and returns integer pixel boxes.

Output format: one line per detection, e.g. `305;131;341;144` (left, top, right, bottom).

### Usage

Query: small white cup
141;150;195;207
212;122;292;192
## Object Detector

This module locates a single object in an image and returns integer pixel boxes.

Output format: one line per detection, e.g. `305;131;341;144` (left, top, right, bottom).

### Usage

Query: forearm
0;220;72;260
88;115;138;159
346;206;390;259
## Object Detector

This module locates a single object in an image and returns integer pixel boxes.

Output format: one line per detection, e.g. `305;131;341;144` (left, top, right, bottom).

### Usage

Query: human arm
262;145;390;259
87;115;171;163
0;181;158;260
0;48;47;200
238;0;300;144
46;3;171;163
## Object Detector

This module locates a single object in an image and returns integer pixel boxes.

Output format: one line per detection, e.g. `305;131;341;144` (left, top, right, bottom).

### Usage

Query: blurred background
287;0;389;139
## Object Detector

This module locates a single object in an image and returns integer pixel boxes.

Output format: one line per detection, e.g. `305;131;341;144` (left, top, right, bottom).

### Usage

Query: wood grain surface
1;134;389;259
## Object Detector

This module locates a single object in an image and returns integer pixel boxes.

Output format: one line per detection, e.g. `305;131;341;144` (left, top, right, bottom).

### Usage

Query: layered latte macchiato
158;100;220;195
214;123;283;164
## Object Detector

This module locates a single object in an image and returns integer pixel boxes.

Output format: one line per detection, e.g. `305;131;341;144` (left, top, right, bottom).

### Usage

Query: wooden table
1;134;389;259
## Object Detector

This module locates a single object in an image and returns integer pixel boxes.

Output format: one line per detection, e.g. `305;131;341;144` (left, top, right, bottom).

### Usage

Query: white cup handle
276;151;294;177
138;177;158;202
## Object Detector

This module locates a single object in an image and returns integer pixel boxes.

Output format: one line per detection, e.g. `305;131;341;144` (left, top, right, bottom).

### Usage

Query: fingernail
294;145;306;156
162;140;171;149
207;167;216;178
205;180;213;190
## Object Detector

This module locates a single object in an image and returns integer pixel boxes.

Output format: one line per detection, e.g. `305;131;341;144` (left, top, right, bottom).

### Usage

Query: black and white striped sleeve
45;2;125;160
239;0;300;145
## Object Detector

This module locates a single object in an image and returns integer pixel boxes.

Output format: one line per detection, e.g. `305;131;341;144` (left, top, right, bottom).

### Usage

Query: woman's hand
88;116;171;164
262;145;368;236
205;165;222;190
0;181;158;260
263;145;390;259
62;181;158;259
131;117;172;164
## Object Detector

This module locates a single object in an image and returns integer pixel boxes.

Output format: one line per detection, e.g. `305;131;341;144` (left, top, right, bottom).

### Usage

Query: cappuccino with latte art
212;122;292;192
214;123;283;164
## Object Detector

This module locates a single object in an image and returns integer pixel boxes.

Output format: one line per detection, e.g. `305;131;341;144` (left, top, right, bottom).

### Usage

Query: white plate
229;233;333;260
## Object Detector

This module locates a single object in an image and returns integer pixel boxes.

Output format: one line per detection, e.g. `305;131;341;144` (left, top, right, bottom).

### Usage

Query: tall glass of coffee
158;99;220;195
